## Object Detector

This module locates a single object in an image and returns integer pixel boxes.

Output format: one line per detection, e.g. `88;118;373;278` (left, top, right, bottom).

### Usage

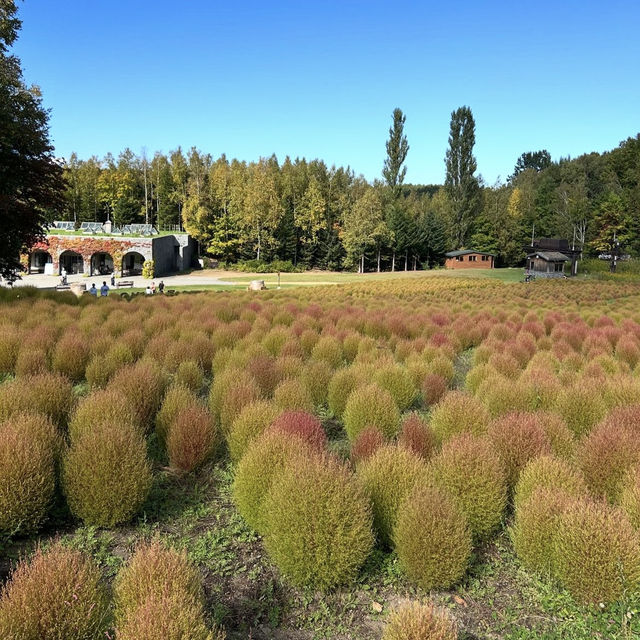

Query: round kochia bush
0;413;60;536
69;388;137;440
373;364;417;411
327;367;361;418
227;400;280;463
427;434;506;541
167;404;217;473
343;383;400;441
382;601;458;640
394;484;472;590
357;445;427;546
398;413;437;460
233;430;312;534
63;421;153;527
51;332;90;382
267;410;327;452
429;391;490;443
263;453;374;590
554;498;640;604
156;383;199;445
114;541;205;626
0;543;109;640
350;426;385;464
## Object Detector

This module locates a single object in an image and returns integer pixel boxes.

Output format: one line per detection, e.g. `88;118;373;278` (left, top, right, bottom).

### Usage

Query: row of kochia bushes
0;537;454;639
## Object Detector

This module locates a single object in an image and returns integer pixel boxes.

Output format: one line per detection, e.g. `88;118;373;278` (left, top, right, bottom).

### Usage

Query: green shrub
0;372;74;428
175;360;204;392
109;359;167;431
382;601;458;640
142;259;155;279
486;412;552;490
512;486;573;576
69;388;137;441
553;381;608;437
233;430;312;534
327;367;360;418
311;335;343;368
514;455;588;513
227;400;280;463
85;354;120;389
0;327;19;375
427;434;506;541
373;365;417;411
63;421;153;527
357;445;427;546
554;499;640;604
263;453;374;590
209;368;261;435
394;484;472;590
350;426;385;464
167;404;217;473
621;467;640;529
273;378;314;412
343;383;400;442
477;377;535;418
114;541;204;626
398;413;437;461
300;360;333;407
0;413;60;536
429;391;490;443
51;332;90;382
0;543;109;640
576;421;640;503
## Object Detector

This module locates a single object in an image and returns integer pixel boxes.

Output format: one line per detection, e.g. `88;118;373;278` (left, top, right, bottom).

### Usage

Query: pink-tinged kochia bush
422;373;448;407
427;434;507;541
267;410;327;452
15;347;49;377
51;331;90;382
350;426;385;464
357;445;427;546
343;383;400;441
0;544;110;640
394;484;472;590
398;413;437;461
167;404;217;473
263;453;374;590
382;602;458;640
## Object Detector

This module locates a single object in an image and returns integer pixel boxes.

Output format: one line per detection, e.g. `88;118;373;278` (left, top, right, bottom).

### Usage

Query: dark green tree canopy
382;108;409;192
0;0;64;279
510;150;552;180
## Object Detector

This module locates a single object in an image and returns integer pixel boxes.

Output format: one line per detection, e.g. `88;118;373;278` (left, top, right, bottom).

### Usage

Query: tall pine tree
444;106;481;248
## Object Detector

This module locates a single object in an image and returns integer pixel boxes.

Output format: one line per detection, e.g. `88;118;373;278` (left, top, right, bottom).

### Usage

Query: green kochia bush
0;543;110;640
373;364;417;411
429;391;490;443
263;453;374;590
383;601;458;640
554;499;640;604
0;413;60;536
227;400;280;463
233;430;312;534
63;421;153;527
69;388;137;440
357;445;426;546
394;484;472;590
343;383;400;441
427;434;506;541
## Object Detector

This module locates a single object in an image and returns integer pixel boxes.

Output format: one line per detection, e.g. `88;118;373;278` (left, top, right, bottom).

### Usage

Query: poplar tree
444;106;481;248
382;108;409;193
0;0;65;278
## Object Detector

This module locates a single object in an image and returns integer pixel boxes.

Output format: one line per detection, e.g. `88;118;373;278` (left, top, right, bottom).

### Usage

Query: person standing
100;281;109;296
89;283;97;296
151;281;156;294
158;280;165;294
111;273;116;287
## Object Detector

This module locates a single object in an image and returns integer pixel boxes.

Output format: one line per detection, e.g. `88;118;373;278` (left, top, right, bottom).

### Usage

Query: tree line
59;109;640;271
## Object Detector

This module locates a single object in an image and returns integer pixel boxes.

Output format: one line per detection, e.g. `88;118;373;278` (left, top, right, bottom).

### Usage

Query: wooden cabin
445;250;495;270
525;251;569;278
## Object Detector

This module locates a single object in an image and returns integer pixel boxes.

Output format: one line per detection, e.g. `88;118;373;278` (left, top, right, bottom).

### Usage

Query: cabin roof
526;251;570;262
445;249;495;257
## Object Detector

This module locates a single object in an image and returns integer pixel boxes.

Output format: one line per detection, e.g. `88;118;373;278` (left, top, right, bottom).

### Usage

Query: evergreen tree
0;0;65;278
444;106;481;248
509;150;552;181
382;108;409;194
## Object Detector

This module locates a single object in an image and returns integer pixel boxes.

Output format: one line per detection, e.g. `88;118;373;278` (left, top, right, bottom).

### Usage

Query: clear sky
13;0;640;185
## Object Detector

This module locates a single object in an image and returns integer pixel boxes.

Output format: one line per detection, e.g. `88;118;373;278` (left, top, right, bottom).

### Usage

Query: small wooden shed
445;250;495;270
525;251;569;278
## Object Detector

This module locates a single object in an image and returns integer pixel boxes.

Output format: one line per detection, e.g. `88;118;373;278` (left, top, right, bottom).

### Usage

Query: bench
55;285;70;290
116;280;134;288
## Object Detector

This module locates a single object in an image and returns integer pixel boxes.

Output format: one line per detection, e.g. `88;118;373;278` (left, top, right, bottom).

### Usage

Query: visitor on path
151;281;156;294
145;284;153;295
100;281;109;296
111;273;115;286
158;280;165;293
89;283;97;296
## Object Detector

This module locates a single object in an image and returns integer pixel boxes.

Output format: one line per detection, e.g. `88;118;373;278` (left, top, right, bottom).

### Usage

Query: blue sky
14;0;640;185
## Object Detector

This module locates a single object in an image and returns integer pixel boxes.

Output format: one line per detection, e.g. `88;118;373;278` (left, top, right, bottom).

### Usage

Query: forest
59;110;640;271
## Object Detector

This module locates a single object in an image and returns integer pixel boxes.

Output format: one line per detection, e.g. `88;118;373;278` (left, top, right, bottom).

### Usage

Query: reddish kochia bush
0;543;110;639
52;331;90;382
267;410;327;452
350;426;385;464
15;347;49;377
398;413;437;461
167;404;217;473
422;373;448;406
486;412;553;490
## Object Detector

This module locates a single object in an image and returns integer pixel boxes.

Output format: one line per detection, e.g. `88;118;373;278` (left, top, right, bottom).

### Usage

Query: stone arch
121;251;146;276
90;252;114;276
58;250;84;275
29;250;53;274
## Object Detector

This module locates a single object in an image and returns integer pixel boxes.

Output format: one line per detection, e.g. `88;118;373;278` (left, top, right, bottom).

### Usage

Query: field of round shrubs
3;276;640;638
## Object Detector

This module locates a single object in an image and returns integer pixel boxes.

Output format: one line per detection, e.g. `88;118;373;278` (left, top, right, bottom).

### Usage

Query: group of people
88;282;110;296
87;279;165;296
145;281;164;295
